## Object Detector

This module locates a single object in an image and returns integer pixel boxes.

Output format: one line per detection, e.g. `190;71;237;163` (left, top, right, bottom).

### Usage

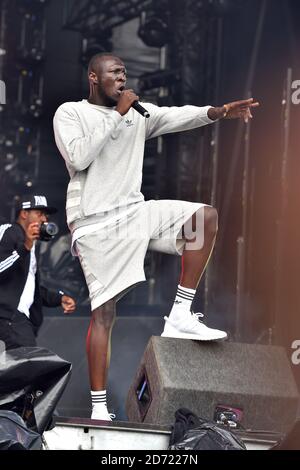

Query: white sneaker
161;310;228;341
91;407;116;421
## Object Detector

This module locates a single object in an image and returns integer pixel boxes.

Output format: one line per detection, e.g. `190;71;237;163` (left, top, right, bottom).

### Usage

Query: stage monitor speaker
272;419;300;450
126;337;299;433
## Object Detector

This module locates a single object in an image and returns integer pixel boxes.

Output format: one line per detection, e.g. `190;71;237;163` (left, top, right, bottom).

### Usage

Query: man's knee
91;299;116;329
203;206;218;237
185;206;218;240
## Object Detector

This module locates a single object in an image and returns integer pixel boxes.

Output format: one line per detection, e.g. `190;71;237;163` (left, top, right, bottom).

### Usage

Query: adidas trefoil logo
125;118;133;127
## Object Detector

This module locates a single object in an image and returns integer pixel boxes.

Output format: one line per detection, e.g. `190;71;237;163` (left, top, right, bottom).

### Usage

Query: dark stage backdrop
0;0;300;389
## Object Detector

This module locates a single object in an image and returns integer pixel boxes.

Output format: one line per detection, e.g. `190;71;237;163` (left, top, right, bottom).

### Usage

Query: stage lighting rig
16;0;48;65
0;0;46;199
29;96;43;118
17;11;46;64
0;123;40;191
1;139;16;173
3;153;18;173
17;45;45;64
138;13;170;48
17;68;44;119
22;173;36;189
63;0;155;35
138;69;180;92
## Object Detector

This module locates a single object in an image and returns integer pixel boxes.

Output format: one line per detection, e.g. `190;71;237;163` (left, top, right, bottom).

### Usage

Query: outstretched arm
145;103;214;140
145;98;259;140
208;98;260;123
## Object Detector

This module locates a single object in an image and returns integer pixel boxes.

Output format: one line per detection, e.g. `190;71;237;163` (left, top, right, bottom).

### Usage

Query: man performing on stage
53;53;259;420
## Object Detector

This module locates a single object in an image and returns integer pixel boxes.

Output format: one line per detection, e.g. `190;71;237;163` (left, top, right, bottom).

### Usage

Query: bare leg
86;298;116;390
162;206;226;340
180;207;218;289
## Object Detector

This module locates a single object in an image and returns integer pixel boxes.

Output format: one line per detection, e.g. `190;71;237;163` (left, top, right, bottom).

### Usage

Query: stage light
138;69;179;91
4;154;17;173
138;15;170;48
0;48;6;56
29;96;43;118
21;69;33;77
30;47;44;62
18;45;45;63
5;139;13;148
19;172;36;189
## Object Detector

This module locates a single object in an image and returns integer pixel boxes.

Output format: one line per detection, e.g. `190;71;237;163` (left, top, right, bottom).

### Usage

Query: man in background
0;195;76;350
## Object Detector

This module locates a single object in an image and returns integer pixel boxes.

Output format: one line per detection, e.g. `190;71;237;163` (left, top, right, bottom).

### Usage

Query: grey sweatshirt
53;100;214;231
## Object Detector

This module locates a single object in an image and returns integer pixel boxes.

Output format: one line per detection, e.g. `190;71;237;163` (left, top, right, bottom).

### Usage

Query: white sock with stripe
169;284;196;319
91;390;108;412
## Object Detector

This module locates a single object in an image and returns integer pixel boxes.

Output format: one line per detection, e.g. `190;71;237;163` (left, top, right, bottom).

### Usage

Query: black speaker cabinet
126;337;299;433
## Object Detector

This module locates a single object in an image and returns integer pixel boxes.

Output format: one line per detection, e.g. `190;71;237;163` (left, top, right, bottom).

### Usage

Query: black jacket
0;222;62;329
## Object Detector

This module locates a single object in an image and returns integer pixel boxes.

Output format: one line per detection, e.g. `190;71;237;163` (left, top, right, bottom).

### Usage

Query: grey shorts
75;199;209;310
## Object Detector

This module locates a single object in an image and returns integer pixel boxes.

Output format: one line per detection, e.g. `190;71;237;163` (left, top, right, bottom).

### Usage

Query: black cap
16;195;58;215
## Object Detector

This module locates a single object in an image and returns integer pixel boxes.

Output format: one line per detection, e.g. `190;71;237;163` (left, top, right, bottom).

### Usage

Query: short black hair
87;52;116;75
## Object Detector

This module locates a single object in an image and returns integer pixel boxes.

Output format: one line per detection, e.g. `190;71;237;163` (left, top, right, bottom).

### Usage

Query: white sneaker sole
91;415;113;421
91;410;115;421
161;317;228;342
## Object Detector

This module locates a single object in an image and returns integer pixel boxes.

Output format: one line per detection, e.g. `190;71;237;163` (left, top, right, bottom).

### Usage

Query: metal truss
63;0;154;35
0;0;47;205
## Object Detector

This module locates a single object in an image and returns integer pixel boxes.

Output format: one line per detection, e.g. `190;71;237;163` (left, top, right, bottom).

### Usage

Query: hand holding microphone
116;89;150;118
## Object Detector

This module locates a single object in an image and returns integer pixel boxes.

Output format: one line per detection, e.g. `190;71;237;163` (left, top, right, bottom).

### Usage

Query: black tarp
0;410;42;450
0;346;71;435
169;408;247;450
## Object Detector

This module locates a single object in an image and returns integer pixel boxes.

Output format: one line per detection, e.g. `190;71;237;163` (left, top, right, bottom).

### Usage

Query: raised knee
204;207;218;236
91;300;116;329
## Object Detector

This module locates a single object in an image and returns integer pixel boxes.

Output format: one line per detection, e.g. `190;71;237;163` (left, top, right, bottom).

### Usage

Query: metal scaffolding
0;0;48;220
63;0;155;34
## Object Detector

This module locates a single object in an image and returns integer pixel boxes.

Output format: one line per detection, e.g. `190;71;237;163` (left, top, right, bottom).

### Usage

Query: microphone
132;101;150;118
